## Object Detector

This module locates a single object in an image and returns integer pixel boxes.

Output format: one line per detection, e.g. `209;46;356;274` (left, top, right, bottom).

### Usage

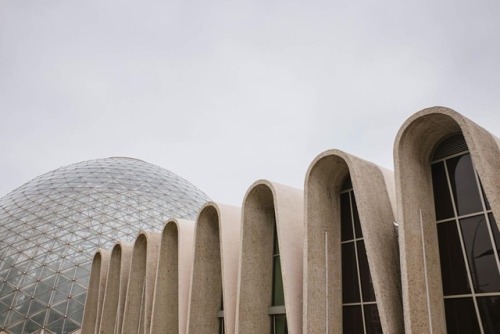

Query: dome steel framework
0;157;209;333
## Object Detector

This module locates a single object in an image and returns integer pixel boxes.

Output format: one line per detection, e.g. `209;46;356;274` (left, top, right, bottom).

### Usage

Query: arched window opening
269;222;288;334
431;134;500;333
340;176;382;333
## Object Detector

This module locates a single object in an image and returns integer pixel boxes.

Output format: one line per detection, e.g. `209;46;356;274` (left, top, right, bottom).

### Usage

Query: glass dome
0;157;209;333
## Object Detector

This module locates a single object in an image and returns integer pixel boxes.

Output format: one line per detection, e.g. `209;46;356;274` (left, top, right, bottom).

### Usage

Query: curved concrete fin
121;231;161;334
99;241;133;334
81;249;111;334
303;149;403;334
186;202;242;334
150;218;195;334
235;180;304;334
394;106;500;334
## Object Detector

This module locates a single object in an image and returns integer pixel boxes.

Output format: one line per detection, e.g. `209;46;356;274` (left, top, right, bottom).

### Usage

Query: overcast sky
1;0;499;206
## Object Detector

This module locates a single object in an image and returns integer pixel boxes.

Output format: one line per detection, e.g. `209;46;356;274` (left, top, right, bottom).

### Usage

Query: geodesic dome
0;157;209;333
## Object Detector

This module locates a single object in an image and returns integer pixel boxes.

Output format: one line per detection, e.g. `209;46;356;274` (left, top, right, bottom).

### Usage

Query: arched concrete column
99;241;133;334
150;218;195;334
81;249;111;334
235;180;303;334
303;149;403;333
394;106;500;333
121;231;161;334
186;202;242;334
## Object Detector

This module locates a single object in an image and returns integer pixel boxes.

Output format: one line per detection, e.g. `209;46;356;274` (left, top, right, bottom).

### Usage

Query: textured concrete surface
395;106;500;334
150;219;195;334
121;232;161;334
303;150;403;334
81;249;111;334
235;180;304;334
186;202;241;334
99;242;133;334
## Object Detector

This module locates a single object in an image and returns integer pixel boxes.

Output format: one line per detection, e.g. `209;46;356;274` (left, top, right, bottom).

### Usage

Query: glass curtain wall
431;134;500;333
340;177;382;334
270;223;287;334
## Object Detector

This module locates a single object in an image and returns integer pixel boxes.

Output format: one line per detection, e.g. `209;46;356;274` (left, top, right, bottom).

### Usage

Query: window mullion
443;158;485;334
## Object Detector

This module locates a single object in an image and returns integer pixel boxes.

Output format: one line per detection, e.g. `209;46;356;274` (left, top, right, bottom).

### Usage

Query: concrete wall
303;150;403;333
235;180;304;334
186;202;241;334
394;106;500;334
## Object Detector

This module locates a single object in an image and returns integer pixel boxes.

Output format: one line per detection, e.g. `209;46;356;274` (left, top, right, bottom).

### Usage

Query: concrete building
34;107;500;333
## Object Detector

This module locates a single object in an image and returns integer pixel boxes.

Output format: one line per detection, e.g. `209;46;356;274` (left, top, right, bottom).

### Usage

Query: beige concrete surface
235;180;304;334
303;150;403;334
149;219;195;334
99;242;133;334
81;249;111;334
186;202;242;334
394;106;500;334
121;231;161;334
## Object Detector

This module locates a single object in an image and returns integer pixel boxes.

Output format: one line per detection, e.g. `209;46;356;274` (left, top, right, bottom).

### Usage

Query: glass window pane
444;298;480;334
352;194;362;238
477;296;500;334
342;243;359;303
431;162;454;221
489;214;500;256
459;215;500;293
343;305;363;334
273;314;288;334
340;193;353;241
447;154;483;216
357;242;375;302
272;256;284;306
437;222;471;295
364;304;382;334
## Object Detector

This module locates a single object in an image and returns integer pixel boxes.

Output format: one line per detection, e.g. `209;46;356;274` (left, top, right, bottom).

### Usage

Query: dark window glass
272;256;284;306
447;154;483;216
437;222;471;295
341;193;353;241
219;318;225;334
357;242;375;302
489;214;500;257
459;214;500;293
273;314;288;334
343;305;363;334
444;298;480;334
352;194;362;238
477;296;500;334
481;184;491;210
272;224;284;306
364;304;383;334
431;162;454;220
342;242;359;303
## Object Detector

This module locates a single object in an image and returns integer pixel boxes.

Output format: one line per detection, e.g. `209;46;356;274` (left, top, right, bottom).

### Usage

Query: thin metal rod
325;231;328;334
419;209;433;334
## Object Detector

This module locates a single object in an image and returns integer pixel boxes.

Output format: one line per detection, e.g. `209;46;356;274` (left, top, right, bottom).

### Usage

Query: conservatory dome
0;157;209;333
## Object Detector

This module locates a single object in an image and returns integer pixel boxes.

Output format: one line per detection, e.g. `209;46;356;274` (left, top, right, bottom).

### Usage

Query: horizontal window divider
268;305;286;315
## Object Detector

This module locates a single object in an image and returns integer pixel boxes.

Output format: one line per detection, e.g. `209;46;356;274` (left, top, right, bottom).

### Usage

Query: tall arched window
340;176;382;333
269;222;288;334
431;134;500;333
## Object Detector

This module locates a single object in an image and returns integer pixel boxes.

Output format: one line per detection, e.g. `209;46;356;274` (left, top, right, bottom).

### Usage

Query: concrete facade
79;106;498;334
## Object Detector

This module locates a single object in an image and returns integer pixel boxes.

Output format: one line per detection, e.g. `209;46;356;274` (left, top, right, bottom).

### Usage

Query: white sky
1;0;499;206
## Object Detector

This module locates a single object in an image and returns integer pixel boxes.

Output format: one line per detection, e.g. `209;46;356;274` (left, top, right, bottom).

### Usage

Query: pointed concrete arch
303;149;403;333
98;241;133;334
81;249;111;334
395;106;500;333
121;231;161;334
235;180;304;334
150;218;195;334
186;202;242;334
